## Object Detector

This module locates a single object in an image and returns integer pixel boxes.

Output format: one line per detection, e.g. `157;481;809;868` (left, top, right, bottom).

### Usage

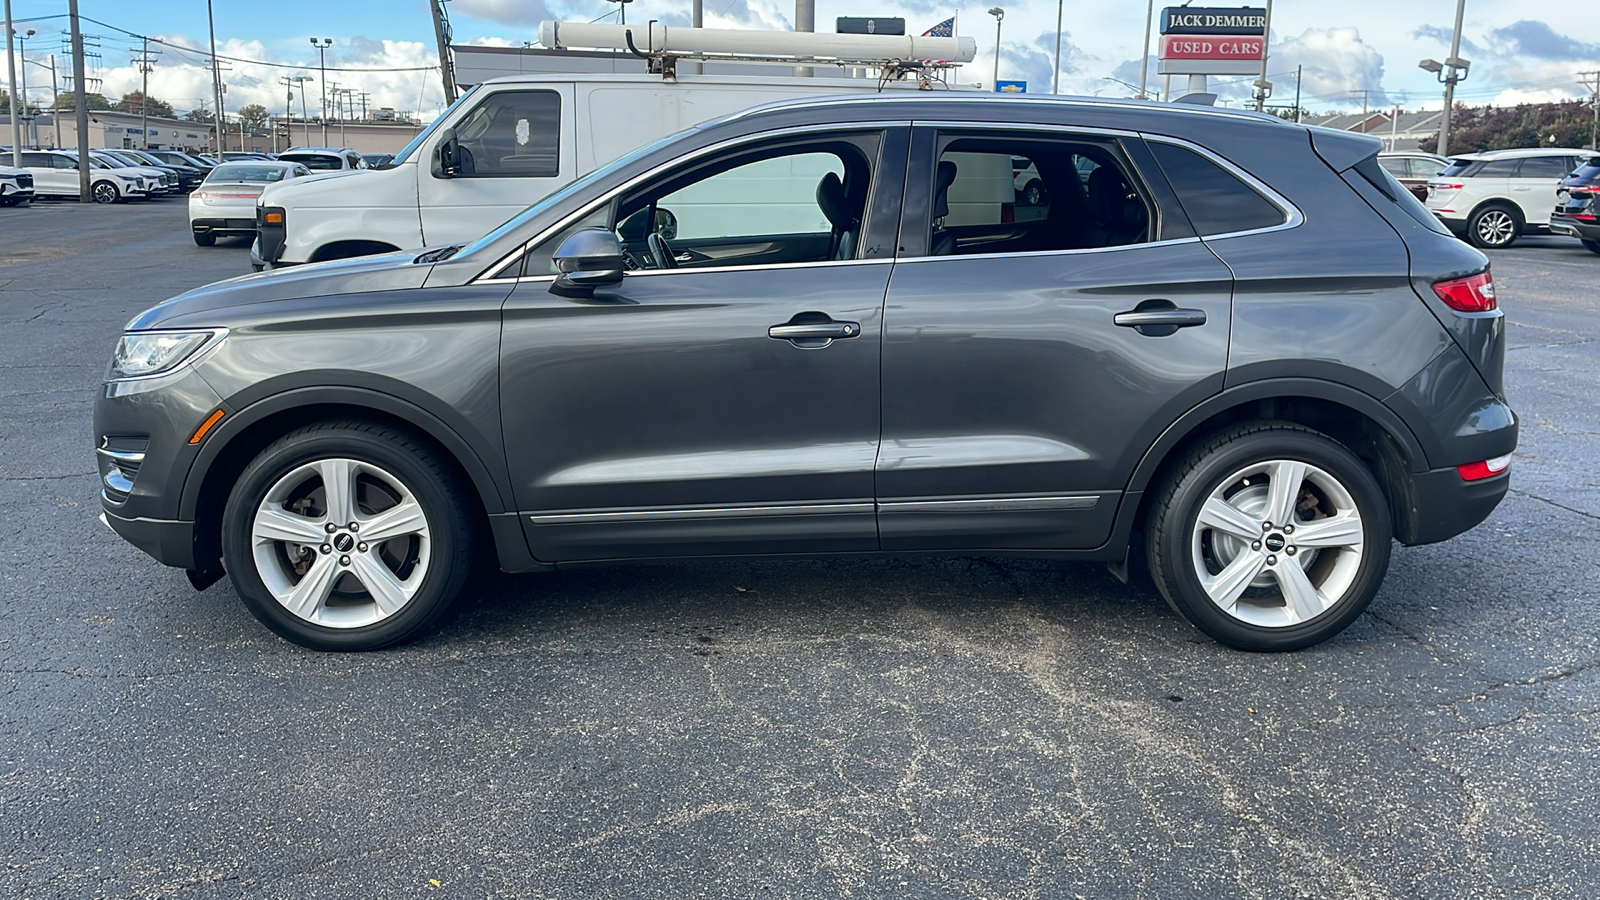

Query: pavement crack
1506;487;1600;521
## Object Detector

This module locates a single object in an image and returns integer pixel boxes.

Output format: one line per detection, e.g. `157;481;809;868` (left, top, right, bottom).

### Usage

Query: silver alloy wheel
1190;458;1365;628
1475;209;1515;246
92;181;118;204
1025;181;1045;206
250;457;432;629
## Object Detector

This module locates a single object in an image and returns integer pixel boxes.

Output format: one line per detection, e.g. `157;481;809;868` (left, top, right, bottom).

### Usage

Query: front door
418;86;577;247
499;127;907;561
877;127;1234;551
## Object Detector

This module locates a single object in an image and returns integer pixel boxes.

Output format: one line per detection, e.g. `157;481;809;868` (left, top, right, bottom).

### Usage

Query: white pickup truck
252;29;978;269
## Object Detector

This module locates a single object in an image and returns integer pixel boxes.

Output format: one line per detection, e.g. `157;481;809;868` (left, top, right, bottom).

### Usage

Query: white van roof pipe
537;21;976;69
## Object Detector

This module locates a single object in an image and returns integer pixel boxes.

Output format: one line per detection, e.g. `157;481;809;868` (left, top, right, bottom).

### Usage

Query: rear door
876;126;1234;551
418;86;577;247
1509;156;1573;225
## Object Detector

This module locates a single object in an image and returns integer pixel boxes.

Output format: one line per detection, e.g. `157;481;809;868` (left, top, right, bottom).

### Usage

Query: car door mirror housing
550;228;626;298
433;128;460;178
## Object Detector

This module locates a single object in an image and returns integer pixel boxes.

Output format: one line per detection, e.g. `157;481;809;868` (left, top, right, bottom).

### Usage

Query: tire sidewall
221;426;467;651
1468;204;1519;249
93;181;119;204
1152;428;1393;652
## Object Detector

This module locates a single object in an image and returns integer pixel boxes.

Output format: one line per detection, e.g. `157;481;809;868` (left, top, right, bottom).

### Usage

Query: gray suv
96;94;1516;652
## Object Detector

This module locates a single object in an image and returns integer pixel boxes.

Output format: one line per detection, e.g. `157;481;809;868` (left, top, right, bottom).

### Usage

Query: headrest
932;160;958;220
1086;164;1127;222
816;172;855;230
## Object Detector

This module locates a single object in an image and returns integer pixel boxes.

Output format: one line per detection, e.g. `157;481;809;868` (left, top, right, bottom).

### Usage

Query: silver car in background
189;160;312;246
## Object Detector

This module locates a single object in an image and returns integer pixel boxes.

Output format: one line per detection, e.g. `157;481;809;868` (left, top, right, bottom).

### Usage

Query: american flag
922;16;955;37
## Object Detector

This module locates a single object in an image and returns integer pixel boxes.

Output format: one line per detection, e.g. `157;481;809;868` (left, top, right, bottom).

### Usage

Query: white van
253;68;975;269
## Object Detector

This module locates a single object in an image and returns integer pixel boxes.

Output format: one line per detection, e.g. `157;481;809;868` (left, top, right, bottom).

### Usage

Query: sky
4;0;1599;123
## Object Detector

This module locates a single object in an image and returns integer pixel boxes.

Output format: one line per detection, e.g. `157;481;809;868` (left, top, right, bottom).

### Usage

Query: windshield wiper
413;245;463;264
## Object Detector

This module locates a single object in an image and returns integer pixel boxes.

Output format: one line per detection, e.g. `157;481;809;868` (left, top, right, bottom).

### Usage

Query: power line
77;15;441;73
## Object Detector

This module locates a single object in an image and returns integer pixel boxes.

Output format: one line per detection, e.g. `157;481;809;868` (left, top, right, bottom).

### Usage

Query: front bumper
104;509;198;569
255;206;286;266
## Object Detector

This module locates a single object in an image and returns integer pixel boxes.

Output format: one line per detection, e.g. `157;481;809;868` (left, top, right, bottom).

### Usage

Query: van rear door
418;85;576;246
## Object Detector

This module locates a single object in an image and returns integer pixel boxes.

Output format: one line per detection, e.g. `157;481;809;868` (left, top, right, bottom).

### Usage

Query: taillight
1431;181;1464;191
1432;271;1497;313
1457;454;1511;481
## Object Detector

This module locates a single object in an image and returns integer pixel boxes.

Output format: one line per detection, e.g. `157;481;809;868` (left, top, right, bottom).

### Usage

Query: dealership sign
1159;6;1267;75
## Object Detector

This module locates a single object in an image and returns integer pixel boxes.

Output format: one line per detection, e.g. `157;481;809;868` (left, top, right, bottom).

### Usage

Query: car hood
0;165;25;177
257;166;388;206
127;249;432;330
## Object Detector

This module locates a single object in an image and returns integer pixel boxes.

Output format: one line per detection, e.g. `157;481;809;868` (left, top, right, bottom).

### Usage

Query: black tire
221;420;475;651
193;231;217;247
1145;423;1393;652
92;180;120;204
1023;179;1046;207
1582;239;1600;257
1466;203;1520;249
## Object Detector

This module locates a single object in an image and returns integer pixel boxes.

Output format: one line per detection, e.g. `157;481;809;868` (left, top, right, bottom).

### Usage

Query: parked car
194;154;222;167
361;153;395;169
189;160;314;246
0;163;33;206
145;149;215;175
1425;147;1588;248
1377;151;1447;202
97;94;1515;653
125;149;207;192
1549;153;1600;256
18;150;150;202
89;150;178;196
220;152;275;162
275;147;366;172
250;72;984;270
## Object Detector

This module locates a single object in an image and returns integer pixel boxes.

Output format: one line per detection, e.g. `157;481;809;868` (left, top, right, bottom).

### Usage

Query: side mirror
550;228;626;298
433;128;460;178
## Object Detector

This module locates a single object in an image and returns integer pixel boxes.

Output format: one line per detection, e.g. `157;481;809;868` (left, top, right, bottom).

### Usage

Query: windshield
208;164;288;183
456;128;690;261
390;86;479;166
1570;157;1600;183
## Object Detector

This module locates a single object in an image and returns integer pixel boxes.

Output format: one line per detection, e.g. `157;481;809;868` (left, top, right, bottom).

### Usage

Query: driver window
451;90;561;178
612;139;877;271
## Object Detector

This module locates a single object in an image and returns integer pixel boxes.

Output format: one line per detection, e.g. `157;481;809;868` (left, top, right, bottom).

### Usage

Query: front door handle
1114;303;1207;337
769;314;861;349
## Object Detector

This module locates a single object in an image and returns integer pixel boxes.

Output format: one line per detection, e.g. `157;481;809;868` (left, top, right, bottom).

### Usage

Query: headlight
109;329;224;380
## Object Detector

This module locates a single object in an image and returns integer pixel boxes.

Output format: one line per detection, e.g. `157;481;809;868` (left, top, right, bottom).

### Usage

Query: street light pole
4;0;22;167
1138;0;1154;99
1051;0;1063;94
987;8;1003;90
207;0;224;156
1424;0;1469;157
15;28;33;148
311;38;332;146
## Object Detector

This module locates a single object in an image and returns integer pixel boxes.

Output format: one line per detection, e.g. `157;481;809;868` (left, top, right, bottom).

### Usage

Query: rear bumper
192;217;257;236
1550;215;1600;241
1399;466;1510;546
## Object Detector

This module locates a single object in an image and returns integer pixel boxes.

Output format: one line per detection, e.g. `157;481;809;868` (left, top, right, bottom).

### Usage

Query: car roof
713;90;1295;130
213;159;300;168
1452;148;1584;160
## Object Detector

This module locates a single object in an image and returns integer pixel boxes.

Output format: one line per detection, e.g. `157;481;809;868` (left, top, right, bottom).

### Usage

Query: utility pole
48;53;58;147
1349;90;1370;116
131;37;158;149
15;27;33;147
1051;0;1063;93
1138;0;1153;99
988;8;1003;90
4;0;20;167
311;38;331;146
206;0;224;155
68;0;88;201
1581;71;1600;150
1293;63;1302;123
1252;0;1273;112
428;0;457;104
357;90;369;121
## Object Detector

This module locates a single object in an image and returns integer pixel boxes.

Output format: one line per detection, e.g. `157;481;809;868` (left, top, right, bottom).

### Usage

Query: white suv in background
1426;148;1587;248
17;150;150;203
0;163;34;206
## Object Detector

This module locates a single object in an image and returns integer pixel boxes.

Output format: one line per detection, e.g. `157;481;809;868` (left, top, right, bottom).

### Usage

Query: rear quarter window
1352;156;1452;236
1146;141;1286;236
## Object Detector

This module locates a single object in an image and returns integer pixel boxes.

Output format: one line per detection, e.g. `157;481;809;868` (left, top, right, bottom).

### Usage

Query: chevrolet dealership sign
1158;6;1267;76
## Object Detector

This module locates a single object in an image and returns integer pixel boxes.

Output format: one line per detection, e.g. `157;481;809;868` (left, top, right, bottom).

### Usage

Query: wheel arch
178;385;512;576
1120;378;1432;545
308;239;403;263
1467;197;1523;228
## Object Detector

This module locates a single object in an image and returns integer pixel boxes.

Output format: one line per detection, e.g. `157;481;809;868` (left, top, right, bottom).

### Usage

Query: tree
184;108;216;124
1;88;43;116
238;103;269;132
115;90;176;119
1422;100;1595;154
53;90;113;111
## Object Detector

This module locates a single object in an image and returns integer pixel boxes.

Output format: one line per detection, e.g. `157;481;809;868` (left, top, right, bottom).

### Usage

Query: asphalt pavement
2;198;1597;899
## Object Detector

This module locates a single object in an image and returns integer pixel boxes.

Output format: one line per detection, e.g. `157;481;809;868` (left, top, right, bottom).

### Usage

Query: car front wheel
1467;204;1519;249
1146;424;1392;651
221;421;475;650
92;181;120;204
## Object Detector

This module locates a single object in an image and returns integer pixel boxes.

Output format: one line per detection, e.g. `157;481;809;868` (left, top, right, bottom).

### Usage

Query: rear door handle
768;316;861;349
1114;305;1206;337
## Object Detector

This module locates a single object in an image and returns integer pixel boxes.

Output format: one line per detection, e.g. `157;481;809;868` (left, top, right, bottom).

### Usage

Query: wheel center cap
1263;533;1286;552
333;533;355;553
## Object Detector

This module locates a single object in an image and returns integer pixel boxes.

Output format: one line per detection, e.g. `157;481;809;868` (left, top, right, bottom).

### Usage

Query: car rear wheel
221;421;475;650
1146;424;1392;651
193;231;216;247
1023;179;1046;206
92;181;120;204
1582;239;1600;256
1467;204;1519;249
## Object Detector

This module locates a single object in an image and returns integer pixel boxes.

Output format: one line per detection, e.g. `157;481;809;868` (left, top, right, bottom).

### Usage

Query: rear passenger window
1147;141;1286;236
1475;159;1520;177
929;133;1152;255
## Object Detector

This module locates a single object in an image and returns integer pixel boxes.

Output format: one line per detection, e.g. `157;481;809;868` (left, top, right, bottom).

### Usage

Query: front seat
816;172;865;260
930;160;959;256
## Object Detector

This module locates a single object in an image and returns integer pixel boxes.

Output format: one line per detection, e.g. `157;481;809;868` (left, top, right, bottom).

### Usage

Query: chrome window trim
878;495;1099;513
719;92;1299;128
474;119;912;283
529;501;873;526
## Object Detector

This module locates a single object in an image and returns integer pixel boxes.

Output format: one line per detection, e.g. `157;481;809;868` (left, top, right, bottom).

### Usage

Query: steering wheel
647;233;678;270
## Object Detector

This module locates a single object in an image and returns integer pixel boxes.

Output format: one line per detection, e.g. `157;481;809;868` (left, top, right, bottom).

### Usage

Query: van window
452;90;561;179
1147;141;1286;236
